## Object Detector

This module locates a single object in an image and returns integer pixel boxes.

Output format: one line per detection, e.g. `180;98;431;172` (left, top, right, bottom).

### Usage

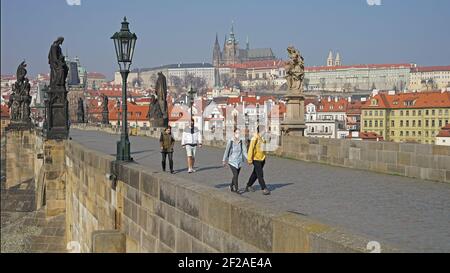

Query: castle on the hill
212;23;276;66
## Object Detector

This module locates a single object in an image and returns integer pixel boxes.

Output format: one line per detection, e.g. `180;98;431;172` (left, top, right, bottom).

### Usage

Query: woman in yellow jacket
245;126;271;195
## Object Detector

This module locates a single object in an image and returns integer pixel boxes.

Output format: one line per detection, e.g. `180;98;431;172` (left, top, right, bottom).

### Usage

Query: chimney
348;97;351;102
334;97;338;102
327;97;331;102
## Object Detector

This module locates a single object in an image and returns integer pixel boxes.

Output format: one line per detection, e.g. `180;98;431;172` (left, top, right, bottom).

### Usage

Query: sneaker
262;189;271;195
191;168;196;173
170;170;175;174
229;185;235;192
188;169;193;173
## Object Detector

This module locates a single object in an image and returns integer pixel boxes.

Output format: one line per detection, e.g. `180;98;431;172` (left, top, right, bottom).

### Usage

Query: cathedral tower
212;33;221;67
327;50;334;67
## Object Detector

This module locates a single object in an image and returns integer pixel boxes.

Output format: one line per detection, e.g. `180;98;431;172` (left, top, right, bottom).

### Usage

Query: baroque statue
7;61;32;125
102;94;110;125
285;46;305;93
147;72;169;127
48;37;69;88
77;97;85;123
44;36;70;139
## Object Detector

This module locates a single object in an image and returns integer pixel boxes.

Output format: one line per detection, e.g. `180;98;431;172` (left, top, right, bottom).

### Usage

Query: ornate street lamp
187;87;197;120
111;17;137;161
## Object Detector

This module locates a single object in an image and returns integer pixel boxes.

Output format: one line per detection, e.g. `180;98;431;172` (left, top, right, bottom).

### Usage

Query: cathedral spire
246;35;250;50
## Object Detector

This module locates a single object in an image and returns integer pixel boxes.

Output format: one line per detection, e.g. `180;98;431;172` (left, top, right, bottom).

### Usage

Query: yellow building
409;66;450;91
361;91;450;144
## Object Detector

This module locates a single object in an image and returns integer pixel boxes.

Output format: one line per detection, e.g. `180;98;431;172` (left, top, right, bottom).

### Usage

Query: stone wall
72;124;450;183
276;136;450;183
64;139;395;253
5;129;36;189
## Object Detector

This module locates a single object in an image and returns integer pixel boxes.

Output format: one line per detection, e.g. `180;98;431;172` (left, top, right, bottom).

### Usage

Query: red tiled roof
362;91;450;109
346;131;383;141
318;98;348;112
437;124;450;138
87;72;107;79
346;100;368;115
306;63;413;72
411;66;450;73
1;104;10;118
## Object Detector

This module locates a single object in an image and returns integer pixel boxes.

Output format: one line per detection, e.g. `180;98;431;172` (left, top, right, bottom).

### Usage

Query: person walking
222;128;247;193
160;126;175;174
245;126;271;195
181;119;202;173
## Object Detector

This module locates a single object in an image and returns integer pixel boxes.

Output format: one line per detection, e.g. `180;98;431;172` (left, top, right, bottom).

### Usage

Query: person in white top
181;119;202;173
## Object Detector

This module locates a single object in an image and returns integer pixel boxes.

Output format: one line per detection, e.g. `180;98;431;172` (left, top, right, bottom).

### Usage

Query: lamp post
116;99;121;129
188;87;197;120
111;17;137;161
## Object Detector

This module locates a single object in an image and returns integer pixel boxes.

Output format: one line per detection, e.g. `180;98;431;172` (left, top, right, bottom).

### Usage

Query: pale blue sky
1;0;450;79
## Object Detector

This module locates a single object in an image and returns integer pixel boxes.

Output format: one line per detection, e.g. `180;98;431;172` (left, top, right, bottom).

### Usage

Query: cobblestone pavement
1;152;66;253
70;129;450;252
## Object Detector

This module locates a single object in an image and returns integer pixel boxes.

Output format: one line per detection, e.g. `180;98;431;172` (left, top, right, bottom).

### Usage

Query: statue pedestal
44;86;69;140
6;121;34;131
281;92;306;136
102;111;109;125
150;118;168;128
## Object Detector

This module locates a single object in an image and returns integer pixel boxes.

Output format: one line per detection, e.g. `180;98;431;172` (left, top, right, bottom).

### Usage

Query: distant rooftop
131;63;213;73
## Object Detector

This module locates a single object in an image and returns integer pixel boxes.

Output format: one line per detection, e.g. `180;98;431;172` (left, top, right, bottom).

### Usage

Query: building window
406;120;409;127
406;131;409;137
391;120;395;127
375;120;378;127
364;120;368;127
418;131;422;136
369;111;373;116
432;110;435;115
418;120;422;127
439;109;442;115
406;110;409;116
432;120;435;127
375;111;378;116
400;120;403;127
418;110;422;116
412;110;416;116
426;120;429;127
412;131;416;137
426;110;429;115
380;120;383;127
369;120;373;127
400;110;404;116
400;131;404;136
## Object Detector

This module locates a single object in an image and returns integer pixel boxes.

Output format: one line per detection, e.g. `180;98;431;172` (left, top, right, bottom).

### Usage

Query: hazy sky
1;0;450;79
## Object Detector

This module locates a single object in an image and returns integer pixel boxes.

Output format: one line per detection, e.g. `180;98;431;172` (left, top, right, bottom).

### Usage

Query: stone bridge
3;125;450;252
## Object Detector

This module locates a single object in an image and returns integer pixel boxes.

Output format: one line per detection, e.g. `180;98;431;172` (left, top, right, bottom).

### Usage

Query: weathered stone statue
148;72;169;127
285;46;305;93
77;97;85;123
44;37;70;139
49;37;69;88
7;61;32;127
147;94;163;126
281;45;306;136
102;95;109;125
